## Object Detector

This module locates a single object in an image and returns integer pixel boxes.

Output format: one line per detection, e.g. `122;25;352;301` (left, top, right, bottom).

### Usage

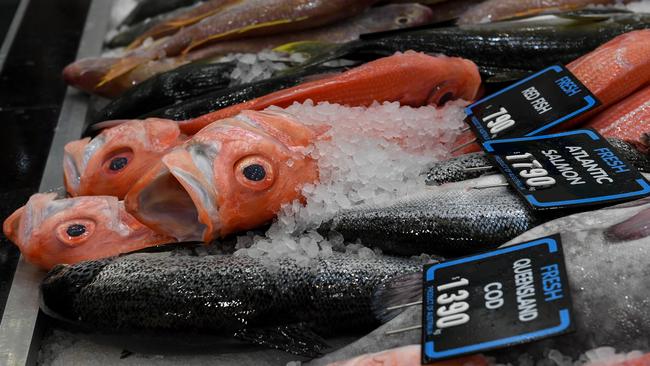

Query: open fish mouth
125;143;220;242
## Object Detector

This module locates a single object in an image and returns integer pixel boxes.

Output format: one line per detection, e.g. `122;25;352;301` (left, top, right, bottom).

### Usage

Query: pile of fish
4;0;650;364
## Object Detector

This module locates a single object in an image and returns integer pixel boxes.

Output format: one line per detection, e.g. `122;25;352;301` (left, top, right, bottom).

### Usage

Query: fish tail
371;272;423;323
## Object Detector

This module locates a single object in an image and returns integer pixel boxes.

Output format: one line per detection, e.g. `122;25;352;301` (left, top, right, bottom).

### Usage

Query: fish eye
66;224;86;237
109;157;128;171
243;164;266;181
234;156;275;191
56;219;95;247
397;16;409;25
103;148;133;174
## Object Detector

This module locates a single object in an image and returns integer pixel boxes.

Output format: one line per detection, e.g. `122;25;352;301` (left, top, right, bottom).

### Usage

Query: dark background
0;0;90;318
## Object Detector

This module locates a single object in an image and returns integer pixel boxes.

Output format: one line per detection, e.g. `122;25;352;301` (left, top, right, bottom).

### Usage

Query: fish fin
553;8;632;21
273;41;337;57
96;57;149;88
371;271;425;323
127;0;242;50
181;16;309;55
234;323;329;358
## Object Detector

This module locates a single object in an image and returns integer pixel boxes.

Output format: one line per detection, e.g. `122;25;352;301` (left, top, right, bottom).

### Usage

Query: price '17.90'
506;153;556;189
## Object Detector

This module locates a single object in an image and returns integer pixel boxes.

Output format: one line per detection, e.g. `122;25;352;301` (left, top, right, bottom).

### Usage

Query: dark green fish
40;251;421;357
298;12;650;82
92;65;346;126
90;61;237;126
424;138;650;186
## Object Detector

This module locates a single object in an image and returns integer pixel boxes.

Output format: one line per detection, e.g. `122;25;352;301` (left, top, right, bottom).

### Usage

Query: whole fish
584;85;650;152
64;118;186;199
452;28;650;155
2;193;175;269
108;3;433;54
456;0;629;25
126;65;346;123
178;52;481;134
88;61;237;122
425;138;650;186
322;137;650;256
92;4;433;103
298;13;650;83
318;174;558;257
39;252;421;357
124;110;321;242
309;198;650;365
326;346;487;366
120;0;202;27
66;0;380;96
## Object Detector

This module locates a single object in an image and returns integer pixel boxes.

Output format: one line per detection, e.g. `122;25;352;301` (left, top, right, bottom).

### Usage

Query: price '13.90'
436;277;470;329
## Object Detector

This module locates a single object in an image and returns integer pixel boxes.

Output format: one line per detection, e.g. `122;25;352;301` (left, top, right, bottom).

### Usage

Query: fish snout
125;145;220;242
63;138;91;196
3;206;26;249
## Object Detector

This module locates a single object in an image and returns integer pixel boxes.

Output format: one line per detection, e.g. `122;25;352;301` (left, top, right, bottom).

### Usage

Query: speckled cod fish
309;198;650;365
40;252;422;357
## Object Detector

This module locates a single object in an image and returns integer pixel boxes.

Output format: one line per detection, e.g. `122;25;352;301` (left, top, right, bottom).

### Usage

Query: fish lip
125;146;220;242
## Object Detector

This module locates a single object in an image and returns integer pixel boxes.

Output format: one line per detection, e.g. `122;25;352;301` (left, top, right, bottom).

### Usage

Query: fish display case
1;0;650;365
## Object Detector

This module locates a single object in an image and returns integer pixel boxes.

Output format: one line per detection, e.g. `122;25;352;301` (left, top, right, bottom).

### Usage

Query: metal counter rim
0;0;111;365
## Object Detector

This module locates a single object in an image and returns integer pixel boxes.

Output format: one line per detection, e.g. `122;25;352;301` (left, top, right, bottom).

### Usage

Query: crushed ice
233;100;467;265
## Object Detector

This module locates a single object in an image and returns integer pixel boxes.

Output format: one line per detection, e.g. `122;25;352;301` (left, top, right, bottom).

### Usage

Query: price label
484;129;650;210
465;65;600;142
422;235;573;363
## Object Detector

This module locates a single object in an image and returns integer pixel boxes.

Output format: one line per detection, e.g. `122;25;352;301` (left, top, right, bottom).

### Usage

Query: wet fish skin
40;252;421;356
134;66;346;122
90;61;237;124
585;85;650;152
312;198;650;364
424;138;650;186
181;52;481;134
120;0;202;27
423;152;493;186
320;174;557;257
301;13;650;82
108;2;200;48
457;0;628;25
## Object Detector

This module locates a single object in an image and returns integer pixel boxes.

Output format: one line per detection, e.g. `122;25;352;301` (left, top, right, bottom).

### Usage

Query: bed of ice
230;100;466;266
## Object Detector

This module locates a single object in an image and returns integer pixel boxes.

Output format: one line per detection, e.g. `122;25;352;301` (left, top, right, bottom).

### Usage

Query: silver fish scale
322;186;548;256
424;152;492;186
46;252;420;335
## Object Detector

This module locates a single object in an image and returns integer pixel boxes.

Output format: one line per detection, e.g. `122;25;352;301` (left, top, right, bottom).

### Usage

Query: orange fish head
125;110;321;242
2;193;175;270
64;118;184;199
